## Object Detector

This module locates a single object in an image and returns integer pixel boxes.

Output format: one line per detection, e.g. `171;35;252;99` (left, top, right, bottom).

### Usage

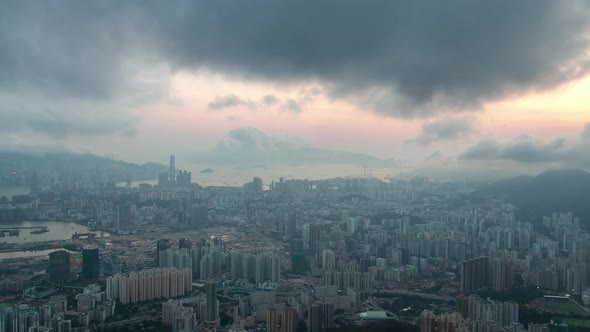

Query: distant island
200;168;215;174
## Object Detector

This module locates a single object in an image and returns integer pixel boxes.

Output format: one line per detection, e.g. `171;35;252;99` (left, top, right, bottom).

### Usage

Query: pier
0;226;49;236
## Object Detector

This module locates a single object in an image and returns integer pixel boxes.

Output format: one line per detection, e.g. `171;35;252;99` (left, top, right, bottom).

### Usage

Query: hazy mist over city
1;2;590;332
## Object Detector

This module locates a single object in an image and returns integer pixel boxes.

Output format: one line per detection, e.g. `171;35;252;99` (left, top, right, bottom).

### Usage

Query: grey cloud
210;91;314;113
145;1;590;117
461;136;567;163
582;123;590;141
2;1;589;119
279;88;322;113
0;93;135;139
261;95;280;106
425;151;444;161
194;128;397;167
460;127;590;168
282;99;303;113
410;117;476;145
208;95;256;111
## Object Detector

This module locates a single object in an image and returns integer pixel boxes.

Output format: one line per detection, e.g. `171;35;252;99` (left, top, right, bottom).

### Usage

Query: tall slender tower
206;282;218;323
169;155;176;184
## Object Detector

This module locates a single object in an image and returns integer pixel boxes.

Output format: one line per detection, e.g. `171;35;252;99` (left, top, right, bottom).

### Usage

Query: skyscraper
49;250;70;283
267;307;279;332
309;302;334;332
206;283;218;323
169;155;176;184
309;224;321;258
158;172;169;187
287;213;297;236
190;205;208;226
30;171;39;195
116;204;132;229
176;170;192;187
178;238;192;251
157;239;171;265
82;246;100;279
283;307;297;332
460;256;489;294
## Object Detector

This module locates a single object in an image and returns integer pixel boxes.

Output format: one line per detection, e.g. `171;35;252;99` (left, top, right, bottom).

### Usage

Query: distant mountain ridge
474;169;590;225
0;151;167;184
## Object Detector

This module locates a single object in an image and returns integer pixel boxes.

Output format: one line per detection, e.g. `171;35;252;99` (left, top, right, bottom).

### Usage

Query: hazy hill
0;152;167;184
474;169;590;225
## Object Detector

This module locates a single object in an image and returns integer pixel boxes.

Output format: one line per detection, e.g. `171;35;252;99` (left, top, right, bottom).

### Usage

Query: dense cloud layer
2;0;589;121
410;117;476;145
461;125;590;168
194;128;396;167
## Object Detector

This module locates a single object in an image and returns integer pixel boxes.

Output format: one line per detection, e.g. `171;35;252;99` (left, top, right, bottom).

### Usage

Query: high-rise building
231;252;243;280
174;306;195;332
420;310;468;332
39;303;52;328
309;302;334;332
0;305;40;332
56;319;72;332
178;238;192;251
267;307;279;332
82;246;100;279
302;224;310;250
176;170;192;187
309;224;321;258
287;213;297;236
206;283;218;323
322;250;335;271
158;172;169;187
489;258;513;291
169;155;176;184
157;239;171;265
106;268;192;304
466;295;519;327
30;171;39;195
49;250;70;283
116;204;132;229
283;307;297;332
346;218;356;234
189;205;208;226
460;256;490;294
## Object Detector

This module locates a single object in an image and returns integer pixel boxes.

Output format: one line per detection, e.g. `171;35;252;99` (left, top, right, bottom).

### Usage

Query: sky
1;1;590;181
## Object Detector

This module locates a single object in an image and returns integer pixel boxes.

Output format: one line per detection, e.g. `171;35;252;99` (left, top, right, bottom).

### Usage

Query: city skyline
1;2;589;180
2;2;590;331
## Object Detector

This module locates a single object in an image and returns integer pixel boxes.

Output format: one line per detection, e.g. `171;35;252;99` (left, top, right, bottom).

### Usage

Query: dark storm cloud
194;128;396;167
460;127;590;168
0;1;145;99
409;117;476;145
2;0;589;121
142;1;590;117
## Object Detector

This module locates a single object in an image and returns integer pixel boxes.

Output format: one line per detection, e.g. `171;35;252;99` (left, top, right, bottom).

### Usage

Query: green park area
535;298;588;315
562;318;590;329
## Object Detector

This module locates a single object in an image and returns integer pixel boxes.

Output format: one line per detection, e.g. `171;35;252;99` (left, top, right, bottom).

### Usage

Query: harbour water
117;165;398;188
0;221;110;260
0;221;110;244
0;185;30;199
0;248;73;260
